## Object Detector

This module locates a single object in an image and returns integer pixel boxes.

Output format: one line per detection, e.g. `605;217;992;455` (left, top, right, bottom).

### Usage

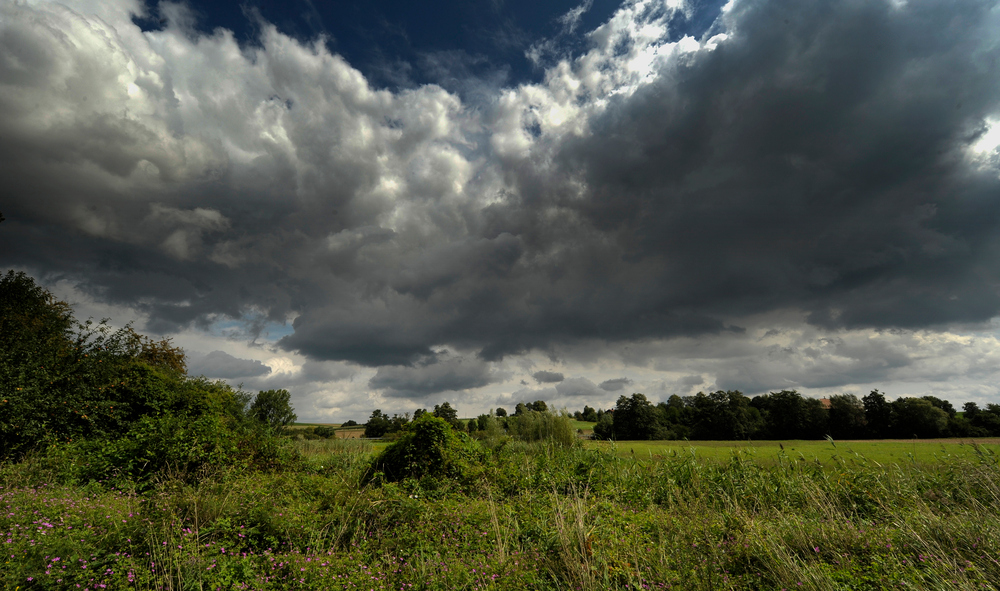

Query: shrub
506;410;576;447
365;414;484;484
314;425;336;438
59;412;294;489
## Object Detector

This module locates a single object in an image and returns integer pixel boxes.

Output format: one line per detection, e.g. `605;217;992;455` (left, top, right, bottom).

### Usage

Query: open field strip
293;436;1000;467
587;438;1000;465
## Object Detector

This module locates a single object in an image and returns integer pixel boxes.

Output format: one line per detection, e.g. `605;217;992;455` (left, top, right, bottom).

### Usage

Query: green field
589;438;1000;466
6;434;1000;590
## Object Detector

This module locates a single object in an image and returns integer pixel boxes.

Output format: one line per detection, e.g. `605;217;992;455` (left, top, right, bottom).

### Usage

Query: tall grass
3;441;1000;589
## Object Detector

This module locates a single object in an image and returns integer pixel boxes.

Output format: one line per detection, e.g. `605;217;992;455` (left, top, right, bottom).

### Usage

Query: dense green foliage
0;270;290;486
360;401;577;448
249;388;298;431
1;270;189;459
365;414;485;485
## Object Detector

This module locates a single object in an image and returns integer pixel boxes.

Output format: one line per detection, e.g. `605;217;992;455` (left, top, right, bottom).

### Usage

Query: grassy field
4;436;1000;590
589;438;1000;466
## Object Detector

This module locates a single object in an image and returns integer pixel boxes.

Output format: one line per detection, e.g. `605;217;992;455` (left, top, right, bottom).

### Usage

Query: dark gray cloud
187;350;272;379
3;0;1000;380
555;377;603;398
680;375;704;387
368;355;502;397
598;377;632;391
533;370;565;383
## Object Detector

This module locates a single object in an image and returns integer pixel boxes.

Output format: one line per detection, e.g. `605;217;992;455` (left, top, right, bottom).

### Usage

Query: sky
3;0;1000;422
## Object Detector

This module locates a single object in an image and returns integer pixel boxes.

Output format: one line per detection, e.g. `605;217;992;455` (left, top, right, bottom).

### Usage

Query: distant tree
751;390;825;439
314;425;336;438
249;389;297;431
693;391;762;440
514;402;528;416
467;418;478;433
827;394;867;439
892;397;948;438
863;390;893;438
495;407;508;417
963;402;981;420
922;396;956;417
610;393;663;440
659;395;691;429
527;400;548;412
593;412;615;440
365;409;392;438
968;403;1000;436
433;402;462;428
580;405;598;422
389;413;410;433
413;408;427;419
341;419;358;427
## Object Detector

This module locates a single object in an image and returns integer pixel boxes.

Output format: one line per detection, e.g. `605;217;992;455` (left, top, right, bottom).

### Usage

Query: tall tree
433;401;461;428
892;398;947;438
751;390;822;439
863;390;893;438
249;389;297;431
611;393;661;440
365;409;392;438
827;394;867;439
693;391;762;440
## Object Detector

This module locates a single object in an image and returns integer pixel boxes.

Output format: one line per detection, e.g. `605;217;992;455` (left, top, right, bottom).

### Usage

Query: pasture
591;438;1000;466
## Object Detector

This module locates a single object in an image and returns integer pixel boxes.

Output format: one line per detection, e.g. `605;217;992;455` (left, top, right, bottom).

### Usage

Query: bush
472;414;510;450
54;411;294;489
506;410;576;447
314;425;336;438
365;415;484;484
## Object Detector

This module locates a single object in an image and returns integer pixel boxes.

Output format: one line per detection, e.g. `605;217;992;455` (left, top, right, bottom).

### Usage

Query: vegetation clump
365;414;484;484
0;270;297;487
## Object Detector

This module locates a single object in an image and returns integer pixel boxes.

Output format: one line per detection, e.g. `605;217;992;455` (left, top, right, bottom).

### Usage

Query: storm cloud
533;370;565;383
3;0;1000;406
368;355;502;398
187;350;272;379
599;378;633;392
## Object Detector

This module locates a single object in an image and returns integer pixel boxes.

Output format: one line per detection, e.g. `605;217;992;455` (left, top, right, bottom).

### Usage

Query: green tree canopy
249;389;297;431
828;394;867;439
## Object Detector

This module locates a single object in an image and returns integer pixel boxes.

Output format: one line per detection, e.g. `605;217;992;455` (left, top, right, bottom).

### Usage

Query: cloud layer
4;0;1000;410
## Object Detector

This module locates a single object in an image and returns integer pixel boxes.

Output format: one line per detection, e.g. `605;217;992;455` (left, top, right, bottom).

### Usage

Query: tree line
579;391;1000;441
361;400;563;442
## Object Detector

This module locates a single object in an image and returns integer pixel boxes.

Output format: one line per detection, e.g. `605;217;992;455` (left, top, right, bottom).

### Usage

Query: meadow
590;438;1000;466
4;436;1000;591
